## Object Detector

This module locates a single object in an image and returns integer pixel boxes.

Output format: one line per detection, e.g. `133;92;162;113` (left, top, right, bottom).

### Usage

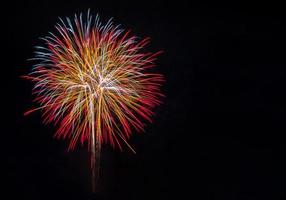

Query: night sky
3;1;286;199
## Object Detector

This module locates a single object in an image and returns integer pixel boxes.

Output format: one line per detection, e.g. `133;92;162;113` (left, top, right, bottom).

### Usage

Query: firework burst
24;11;164;191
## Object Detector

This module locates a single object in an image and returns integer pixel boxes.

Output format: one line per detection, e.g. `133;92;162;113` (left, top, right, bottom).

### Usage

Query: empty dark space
2;1;286;199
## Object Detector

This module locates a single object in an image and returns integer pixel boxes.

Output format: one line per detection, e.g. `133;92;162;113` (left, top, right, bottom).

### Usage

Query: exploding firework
24;10;164;191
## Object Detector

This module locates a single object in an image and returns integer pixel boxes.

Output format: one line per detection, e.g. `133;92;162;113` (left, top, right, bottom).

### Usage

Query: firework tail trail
89;93;97;191
24;10;164;192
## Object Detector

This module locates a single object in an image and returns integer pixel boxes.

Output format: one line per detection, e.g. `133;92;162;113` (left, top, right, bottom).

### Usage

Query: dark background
3;0;286;199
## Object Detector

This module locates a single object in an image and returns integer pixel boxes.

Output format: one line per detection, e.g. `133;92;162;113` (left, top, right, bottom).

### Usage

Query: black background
3;0;286;199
